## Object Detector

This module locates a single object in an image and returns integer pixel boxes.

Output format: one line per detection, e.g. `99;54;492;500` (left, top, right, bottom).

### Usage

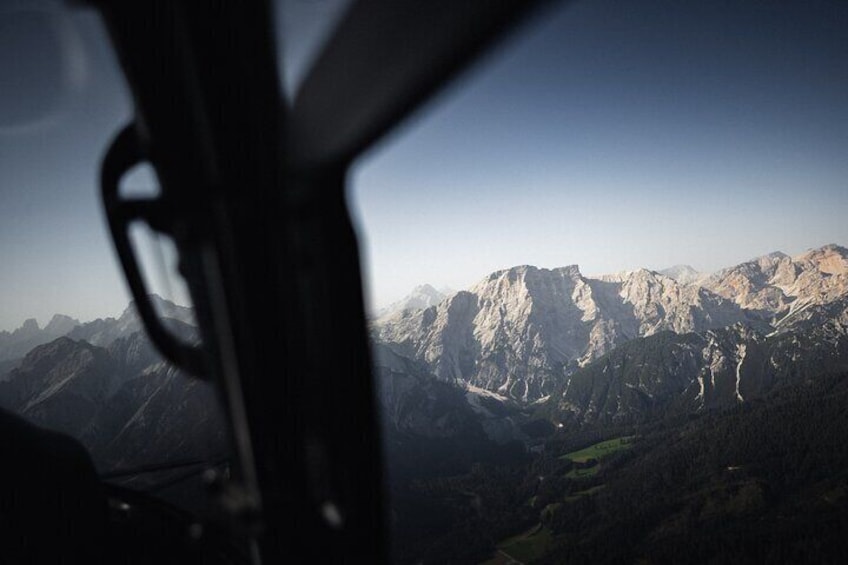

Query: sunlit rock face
377;263;750;403
703;244;848;324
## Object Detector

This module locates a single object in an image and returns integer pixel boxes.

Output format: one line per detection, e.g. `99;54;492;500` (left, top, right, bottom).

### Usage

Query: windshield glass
0;2;227;500
2;0;847;560
344;0;848;563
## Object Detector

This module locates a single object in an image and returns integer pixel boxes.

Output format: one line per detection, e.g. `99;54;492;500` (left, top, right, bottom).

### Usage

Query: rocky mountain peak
703;244;848;320
68;294;195;348
19;318;40;335
375;244;848;405
413;283;439;295
0;315;82;363
795;244;848;275
376;284;450;320
44;314;80;336
121;294;195;324
19;336;79;367
471;264;583;304
759;250;790;262
659;264;702;285
377;260;751;403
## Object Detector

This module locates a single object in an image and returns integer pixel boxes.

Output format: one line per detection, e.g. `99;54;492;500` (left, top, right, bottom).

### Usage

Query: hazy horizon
3;241;845;332
360;241;847;313
2;0;847;331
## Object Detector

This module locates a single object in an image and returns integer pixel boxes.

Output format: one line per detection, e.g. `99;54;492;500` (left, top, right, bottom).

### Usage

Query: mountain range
372;244;848;564
1;244;847;478
0;313;80;367
0;298;223;473
2;244;848;564
0;294;196;366
375;244;848;411
543;294;848;428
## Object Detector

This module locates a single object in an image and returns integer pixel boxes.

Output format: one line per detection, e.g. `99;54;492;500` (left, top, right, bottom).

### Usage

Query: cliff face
544;295;848;428
376;246;848;404
377;264;750;402
702;245;848;323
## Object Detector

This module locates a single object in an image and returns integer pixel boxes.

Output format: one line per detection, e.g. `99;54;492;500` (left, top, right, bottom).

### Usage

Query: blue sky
350;0;848;308
0;7;132;331
0;0;847;330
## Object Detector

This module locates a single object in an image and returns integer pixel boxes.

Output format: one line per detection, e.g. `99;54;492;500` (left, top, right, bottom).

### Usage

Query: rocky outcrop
544;295;848;428
702;244;848;323
373;342;527;445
